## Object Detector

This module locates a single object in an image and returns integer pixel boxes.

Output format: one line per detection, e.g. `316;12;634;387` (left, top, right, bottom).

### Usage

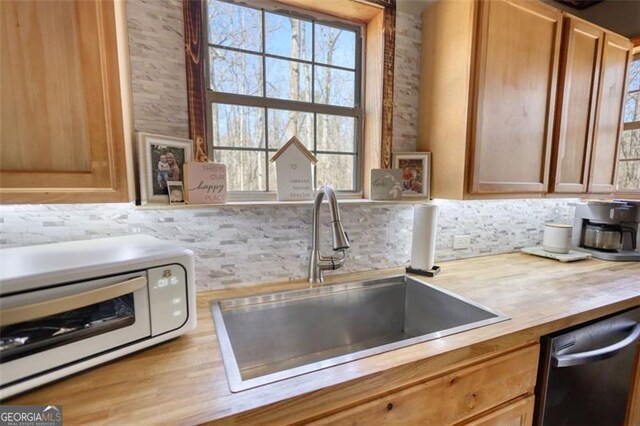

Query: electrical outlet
453;235;471;250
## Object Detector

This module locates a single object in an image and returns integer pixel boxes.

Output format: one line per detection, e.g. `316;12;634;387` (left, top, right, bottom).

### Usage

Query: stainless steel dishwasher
535;307;640;426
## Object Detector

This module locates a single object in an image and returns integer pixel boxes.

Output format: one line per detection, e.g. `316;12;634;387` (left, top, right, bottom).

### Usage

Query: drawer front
464;395;535;426
310;344;539;426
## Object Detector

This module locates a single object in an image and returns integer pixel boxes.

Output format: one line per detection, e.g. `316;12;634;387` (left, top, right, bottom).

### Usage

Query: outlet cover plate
453;235;471;250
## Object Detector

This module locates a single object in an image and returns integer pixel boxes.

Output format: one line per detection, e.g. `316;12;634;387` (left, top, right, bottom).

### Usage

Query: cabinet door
465;396;535;426
0;0;129;203
551;18;603;193
470;0;562;195
588;32;633;193
308;345;539;426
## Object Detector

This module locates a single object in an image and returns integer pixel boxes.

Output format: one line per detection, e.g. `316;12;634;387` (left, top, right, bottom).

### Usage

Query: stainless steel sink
211;275;509;392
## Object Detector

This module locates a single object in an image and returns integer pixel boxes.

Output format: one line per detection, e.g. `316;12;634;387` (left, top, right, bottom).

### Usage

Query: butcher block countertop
8;253;640;424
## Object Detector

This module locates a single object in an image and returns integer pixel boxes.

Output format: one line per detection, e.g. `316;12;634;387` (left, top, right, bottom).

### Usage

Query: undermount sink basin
211;275;509;392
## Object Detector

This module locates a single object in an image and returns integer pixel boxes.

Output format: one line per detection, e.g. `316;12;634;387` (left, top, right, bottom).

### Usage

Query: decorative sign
270;136;317;201
370;169;403;200
183;162;227;204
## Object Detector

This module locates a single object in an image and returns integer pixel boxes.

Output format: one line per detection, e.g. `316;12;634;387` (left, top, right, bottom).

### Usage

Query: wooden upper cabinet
418;0;633;200
470;0;562;195
588;32;633;193
418;0;562;199
551;17;632;195
551;17;603;193
0;0;130;203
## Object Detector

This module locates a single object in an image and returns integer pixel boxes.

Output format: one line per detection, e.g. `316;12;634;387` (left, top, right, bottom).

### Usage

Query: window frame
202;0;366;200
622;52;640;133
617;50;640;194
183;0;396;201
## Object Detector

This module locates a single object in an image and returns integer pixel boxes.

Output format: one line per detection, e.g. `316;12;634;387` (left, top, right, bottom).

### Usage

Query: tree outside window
205;0;362;194
618;53;640;191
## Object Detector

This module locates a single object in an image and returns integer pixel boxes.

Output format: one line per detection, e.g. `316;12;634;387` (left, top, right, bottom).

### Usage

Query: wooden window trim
183;0;396;198
183;0;209;162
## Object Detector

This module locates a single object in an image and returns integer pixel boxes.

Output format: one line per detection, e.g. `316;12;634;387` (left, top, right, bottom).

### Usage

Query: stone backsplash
0;199;577;291
127;0;189;138
392;10;422;154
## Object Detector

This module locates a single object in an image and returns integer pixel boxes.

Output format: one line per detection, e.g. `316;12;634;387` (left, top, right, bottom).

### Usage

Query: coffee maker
572;200;640;261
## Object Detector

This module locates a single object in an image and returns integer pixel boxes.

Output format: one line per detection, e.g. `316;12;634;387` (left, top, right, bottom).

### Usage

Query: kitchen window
618;52;640;191
204;0;363;195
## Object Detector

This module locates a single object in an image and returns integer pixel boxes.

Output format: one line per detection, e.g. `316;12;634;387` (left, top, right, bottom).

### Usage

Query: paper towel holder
406;265;441;277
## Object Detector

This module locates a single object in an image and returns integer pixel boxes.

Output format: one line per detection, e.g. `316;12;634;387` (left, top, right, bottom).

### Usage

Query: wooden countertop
8;253;640;424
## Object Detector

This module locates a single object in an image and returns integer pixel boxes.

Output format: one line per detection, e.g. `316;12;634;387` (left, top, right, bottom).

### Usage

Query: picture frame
137;133;193;204
392;152;431;199
167;181;186;205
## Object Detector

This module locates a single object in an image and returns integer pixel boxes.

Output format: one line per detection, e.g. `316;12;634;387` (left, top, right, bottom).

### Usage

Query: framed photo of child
392;152;431;199
138;133;193;204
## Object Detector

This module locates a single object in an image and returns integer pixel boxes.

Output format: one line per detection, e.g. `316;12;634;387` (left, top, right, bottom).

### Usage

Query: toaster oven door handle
1;276;148;327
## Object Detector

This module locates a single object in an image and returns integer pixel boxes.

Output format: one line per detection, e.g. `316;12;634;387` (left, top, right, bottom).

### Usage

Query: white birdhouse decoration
269;136;317;201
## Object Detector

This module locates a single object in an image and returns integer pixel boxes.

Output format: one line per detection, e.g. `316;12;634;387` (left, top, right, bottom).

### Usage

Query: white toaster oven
0;235;197;399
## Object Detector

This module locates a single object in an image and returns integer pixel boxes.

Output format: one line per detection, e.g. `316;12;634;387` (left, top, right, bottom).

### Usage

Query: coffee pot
582;222;637;252
572;200;640;261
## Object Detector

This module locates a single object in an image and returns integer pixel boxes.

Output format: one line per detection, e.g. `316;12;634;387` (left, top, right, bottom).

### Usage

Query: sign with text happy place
184;162;227;204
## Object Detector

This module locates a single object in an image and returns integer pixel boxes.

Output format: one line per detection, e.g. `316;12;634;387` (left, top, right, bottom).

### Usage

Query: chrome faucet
308;185;350;284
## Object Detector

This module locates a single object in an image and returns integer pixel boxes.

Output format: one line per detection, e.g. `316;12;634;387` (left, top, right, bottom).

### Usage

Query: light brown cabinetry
418;0;562;199
310;344;539;425
0;0;130;203
551;17;633;194
466;396;535;426
470;0;561;195
589;32;633;193
550;17;603;193
419;0;633;200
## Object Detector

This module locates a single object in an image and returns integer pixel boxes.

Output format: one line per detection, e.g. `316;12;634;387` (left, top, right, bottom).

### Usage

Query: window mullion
261;9;269;191
313;112;318;189
208;92;360;117
312;21;317;189
623;121;640;131
207;45;358;73
208;43;262;57
213;146;265;152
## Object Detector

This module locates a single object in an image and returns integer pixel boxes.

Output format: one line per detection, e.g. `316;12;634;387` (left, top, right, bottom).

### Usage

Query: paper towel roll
410;203;438;271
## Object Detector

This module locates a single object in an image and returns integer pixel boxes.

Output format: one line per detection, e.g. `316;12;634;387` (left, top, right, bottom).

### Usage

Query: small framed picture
138;133;193;204
167;181;185;205
393;152;431;199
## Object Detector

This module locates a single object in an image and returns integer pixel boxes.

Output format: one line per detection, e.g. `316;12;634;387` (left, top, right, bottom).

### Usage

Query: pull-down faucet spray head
331;220;350;251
